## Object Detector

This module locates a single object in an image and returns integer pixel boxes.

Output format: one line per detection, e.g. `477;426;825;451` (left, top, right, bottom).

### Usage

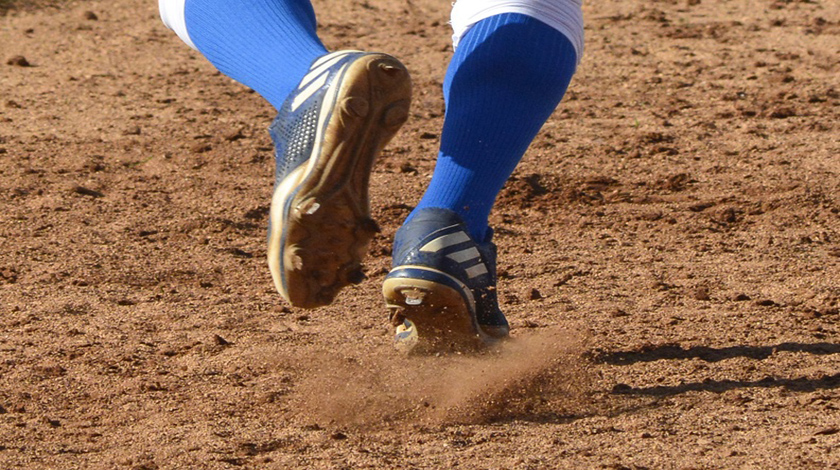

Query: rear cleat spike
296;198;321;216
378;62;405;77
383;104;410;128
402;288;426;306
393;319;419;354
344;97;370;118
315;270;336;288
347;267;367;285
388;307;406;326
285;250;304;271
358;217;381;235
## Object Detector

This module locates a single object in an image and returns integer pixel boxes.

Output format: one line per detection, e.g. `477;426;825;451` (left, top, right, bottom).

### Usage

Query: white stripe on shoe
291;72;330;112
309;50;357;70
445;246;480;263
417;229;489;279
290;52;355;112
419;229;470;253
299;53;347;87
465;263;489;279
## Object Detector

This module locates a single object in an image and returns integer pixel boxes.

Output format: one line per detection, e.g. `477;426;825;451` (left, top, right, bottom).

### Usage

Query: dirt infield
1;0;838;468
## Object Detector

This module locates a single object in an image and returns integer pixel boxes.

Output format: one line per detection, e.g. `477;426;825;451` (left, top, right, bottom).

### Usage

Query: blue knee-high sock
185;0;328;109
409;13;577;241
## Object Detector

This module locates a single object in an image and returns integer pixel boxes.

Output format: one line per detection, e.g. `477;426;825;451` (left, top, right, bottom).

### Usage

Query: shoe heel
383;272;488;352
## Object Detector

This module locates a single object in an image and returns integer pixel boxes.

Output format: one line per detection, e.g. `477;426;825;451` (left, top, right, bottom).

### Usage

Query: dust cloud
292;328;591;427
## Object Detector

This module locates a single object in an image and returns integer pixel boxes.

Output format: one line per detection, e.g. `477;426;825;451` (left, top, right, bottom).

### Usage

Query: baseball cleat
267;50;412;308
383;208;510;353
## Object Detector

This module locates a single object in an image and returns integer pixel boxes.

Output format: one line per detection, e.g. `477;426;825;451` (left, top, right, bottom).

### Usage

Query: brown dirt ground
1;0;839;468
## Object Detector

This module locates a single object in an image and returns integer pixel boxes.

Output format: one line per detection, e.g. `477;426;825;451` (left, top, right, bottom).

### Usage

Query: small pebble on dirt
640;210;663;221
191;142;212;153
733;293;751;301
213;334;231;346
400;162;418;174
529;288;542;300
610;308;629;317
223;128;245;141
694;287;711;301
83;11;98;20
815;427;839;436
612;383;632;393
770;107;796;119
227;247;252;258
554;273;573;286
73;185;104;198
689;202;714;212
6;56;30;67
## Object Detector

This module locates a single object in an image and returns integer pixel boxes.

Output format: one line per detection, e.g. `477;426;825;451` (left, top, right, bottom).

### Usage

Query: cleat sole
383;270;494;354
269;54;412;308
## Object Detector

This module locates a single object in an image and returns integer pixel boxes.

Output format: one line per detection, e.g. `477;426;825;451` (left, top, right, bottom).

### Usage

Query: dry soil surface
1;0;839;468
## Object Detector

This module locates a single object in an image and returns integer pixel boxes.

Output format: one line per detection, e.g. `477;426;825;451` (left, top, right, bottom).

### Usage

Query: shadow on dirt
611;373;840;396
595;342;840;397
592;342;840;365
